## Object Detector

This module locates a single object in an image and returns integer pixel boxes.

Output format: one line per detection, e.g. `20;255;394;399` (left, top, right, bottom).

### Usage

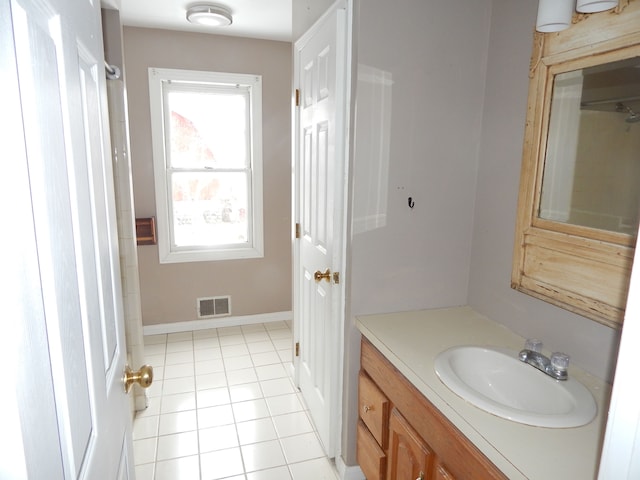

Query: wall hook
408;197;415;209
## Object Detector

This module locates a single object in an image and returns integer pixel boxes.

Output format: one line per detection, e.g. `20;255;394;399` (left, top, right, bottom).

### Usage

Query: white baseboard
335;455;365;480
142;311;292;336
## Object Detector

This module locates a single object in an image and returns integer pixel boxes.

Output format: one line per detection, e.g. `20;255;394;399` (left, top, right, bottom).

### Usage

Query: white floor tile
136;398;161;418
133;437;157;465
222;344;250;358
167;331;193;342
195;358;224;375
244;331;271;343
255;364;287;381
136;323;333;480
145;354;166;369
134;462;155;480
232;399;270;422
236;418;277;445
195;347;223;361
280;432;325;463
164;362;194;379
217;326;243;336
248;341;275;354
241;324;267;333
194;337;221;350
219;334;246;346
241;440;286;472
265;394;304;417
264;321;289;331
144;343;166;356
199;423;239;452
154;455;200;480
271;338;292;350
272;412;313;438
227;368;258;386
250;352;281;367
196;372;227;390
133;415;159;440
267;328;292;339
224;355;254;371
260;378;296;397
246;465;292;480
156;431;198;461
160;392;196;414
162;376;195;395
288;457;338;480
165;350;194;365
230;382;263;403
200;447;245;479
197;387;231;408
195;358;225;375
165;339;193;353
146;379;163;398
151;365;165;381
158;410;197;436
193;328;218;339
198;404;235;428
277;349;293;364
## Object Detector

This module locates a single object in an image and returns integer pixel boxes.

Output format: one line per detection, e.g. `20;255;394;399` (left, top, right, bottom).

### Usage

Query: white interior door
3;0;133;478
294;1;350;458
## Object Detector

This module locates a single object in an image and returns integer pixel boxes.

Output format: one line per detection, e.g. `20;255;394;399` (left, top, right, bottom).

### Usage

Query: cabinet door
433;462;456;480
387;408;432;480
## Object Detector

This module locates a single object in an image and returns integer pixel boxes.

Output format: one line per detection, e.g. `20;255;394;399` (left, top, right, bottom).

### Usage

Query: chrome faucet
518;339;569;381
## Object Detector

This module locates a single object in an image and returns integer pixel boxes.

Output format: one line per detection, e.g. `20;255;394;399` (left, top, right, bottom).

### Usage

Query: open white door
2;0;135;478
293;0;351;458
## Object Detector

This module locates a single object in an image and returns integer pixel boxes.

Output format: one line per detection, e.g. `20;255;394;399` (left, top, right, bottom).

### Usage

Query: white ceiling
118;0;292;42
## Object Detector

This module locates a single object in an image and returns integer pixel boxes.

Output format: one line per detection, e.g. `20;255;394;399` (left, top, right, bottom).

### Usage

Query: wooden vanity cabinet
358;338;507;480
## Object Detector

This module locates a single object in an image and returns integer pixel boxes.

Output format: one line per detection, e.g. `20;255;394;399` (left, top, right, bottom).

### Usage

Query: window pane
167;89;248;169
171;171;249;247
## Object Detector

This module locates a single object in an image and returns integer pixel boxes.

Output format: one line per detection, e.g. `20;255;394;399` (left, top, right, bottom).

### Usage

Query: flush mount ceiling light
186;4;233;27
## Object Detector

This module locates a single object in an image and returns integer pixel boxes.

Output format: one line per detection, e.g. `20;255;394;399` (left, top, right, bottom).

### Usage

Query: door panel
8;0;133;477
295;3;349;457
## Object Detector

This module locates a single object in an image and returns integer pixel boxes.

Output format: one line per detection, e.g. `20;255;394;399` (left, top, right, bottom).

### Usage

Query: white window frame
148;67;263;263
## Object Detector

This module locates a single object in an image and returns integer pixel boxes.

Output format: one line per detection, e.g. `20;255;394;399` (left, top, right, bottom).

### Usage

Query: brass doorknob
123;364;153;393
314;268;331;282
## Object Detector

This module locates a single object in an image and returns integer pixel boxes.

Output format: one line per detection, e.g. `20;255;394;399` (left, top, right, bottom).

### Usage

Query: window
148;68;263;263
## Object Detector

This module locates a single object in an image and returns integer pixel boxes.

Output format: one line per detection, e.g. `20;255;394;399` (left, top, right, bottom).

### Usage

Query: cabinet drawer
357;420;386;480
359;372;389;447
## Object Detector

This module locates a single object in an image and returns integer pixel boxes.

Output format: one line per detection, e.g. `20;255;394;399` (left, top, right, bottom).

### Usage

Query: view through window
149;68;263;263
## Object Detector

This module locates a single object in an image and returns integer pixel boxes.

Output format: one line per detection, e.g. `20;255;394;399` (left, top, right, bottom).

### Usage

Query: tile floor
133;321;340;480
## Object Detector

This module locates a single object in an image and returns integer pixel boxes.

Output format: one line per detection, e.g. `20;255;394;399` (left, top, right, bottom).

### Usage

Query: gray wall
467;0;621;383
340;0;622;466
123;27;292;325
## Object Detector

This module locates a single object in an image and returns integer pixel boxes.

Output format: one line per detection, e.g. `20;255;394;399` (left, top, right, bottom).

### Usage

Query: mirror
512;2;640;328
539;57;640;235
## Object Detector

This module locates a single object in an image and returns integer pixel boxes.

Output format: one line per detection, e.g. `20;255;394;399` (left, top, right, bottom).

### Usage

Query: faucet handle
524;338;543;353
551;352;570;372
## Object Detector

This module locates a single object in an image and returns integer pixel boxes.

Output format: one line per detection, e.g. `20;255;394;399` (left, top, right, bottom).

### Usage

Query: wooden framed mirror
512;0;640;328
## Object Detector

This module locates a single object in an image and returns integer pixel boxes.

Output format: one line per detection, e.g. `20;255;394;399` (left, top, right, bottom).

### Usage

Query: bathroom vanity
356;307;610;479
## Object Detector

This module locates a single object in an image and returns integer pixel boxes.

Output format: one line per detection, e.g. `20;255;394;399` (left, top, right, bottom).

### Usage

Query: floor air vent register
197;296;231;318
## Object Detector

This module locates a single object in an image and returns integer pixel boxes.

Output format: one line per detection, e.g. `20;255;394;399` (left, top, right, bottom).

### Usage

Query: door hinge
295;88;300;107
295;222;301;239
295;342;300;357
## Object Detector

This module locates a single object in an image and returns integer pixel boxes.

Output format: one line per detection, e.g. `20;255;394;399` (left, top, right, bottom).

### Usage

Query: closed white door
3;0;134;478
294;1;350;457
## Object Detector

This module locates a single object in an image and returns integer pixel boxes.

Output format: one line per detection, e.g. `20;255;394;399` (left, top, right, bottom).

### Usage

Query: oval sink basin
434;346;596;428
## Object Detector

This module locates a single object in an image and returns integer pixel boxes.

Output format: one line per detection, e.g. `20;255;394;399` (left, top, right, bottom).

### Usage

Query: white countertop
356;306;610;480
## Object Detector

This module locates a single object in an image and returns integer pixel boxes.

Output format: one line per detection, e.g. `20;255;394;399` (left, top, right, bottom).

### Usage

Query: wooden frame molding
512;0;640;328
